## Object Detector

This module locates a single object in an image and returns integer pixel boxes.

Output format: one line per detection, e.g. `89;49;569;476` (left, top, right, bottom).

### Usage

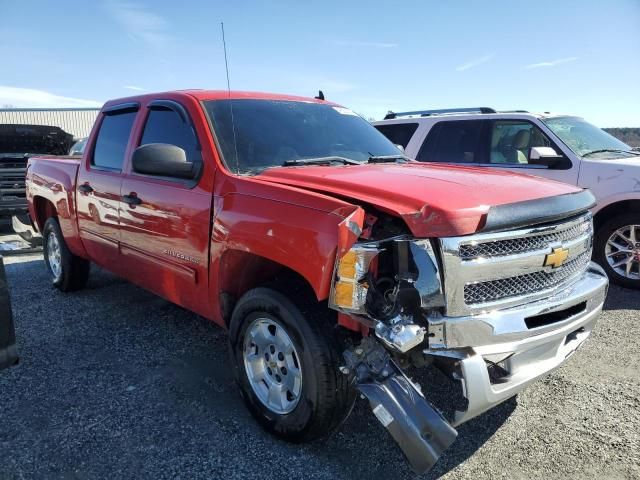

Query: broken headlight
329;237;445;321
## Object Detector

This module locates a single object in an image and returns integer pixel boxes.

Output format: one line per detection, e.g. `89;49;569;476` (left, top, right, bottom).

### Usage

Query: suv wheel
594;213;640;289
43;218;90;291
229;287;355;441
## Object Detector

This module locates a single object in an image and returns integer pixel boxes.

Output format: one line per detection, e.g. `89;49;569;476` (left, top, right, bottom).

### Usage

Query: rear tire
229;287;356;442
594;213;640;290
43;217;90;292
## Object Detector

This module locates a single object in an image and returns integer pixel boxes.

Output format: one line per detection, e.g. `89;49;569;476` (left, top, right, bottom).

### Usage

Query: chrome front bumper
426;262;608;426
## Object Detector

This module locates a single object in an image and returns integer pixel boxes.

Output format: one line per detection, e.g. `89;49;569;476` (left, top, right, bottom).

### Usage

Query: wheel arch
593;199;640;232
216;249;322;327
32;196;58;231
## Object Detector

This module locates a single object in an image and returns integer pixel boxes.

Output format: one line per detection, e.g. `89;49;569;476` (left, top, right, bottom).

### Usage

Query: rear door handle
122;193;142;206
78;184;93;194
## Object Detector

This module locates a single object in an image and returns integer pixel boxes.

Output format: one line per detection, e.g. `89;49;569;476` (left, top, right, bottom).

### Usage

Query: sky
1;0;639;127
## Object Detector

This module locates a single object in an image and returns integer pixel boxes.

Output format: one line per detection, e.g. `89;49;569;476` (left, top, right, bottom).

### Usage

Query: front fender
209;174;365;309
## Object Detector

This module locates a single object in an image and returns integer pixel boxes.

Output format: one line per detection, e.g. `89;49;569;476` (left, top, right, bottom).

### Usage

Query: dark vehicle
0;257;18;370
0;124;74;223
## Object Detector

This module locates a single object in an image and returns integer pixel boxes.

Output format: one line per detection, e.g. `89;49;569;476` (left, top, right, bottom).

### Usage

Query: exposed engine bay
329;233;444;353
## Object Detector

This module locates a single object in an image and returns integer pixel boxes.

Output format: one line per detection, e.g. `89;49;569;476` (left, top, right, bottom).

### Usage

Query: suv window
490;120;552;164
92;111;137;170
417;120;485;163
140;107;201;164
374;123;418;149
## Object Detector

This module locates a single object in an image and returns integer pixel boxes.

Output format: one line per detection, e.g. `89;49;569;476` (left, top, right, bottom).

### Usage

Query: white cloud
524;56;579;69
0;85;102;108
456;53;495;72
124;85;146;91
106;1;171;48
330;40;399;48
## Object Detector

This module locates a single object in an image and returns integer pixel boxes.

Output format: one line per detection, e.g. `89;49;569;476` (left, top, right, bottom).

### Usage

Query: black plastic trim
385;107;495;119
482;189;596;233
0;256;18;370
102;102;140;115
147;100;188;123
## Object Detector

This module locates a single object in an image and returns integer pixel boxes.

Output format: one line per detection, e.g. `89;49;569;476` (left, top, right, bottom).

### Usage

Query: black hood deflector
482;189;596;232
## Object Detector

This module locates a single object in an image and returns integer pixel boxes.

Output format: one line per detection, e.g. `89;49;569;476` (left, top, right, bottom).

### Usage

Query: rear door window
92;111;137;171
416;120;486;163
374;123;419;148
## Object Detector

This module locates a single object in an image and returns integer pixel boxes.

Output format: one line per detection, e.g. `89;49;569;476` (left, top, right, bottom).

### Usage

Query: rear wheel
229;287;356;441
43;218;90;292
594;213;640;289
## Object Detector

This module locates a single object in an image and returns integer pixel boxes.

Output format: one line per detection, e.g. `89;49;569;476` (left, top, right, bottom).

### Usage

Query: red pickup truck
26;90;608;473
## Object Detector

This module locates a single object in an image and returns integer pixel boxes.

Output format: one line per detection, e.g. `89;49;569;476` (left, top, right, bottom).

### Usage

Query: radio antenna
221;22;240;173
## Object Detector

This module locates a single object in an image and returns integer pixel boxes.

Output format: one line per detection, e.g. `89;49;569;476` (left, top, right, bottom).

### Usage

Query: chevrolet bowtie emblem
544;247;569;269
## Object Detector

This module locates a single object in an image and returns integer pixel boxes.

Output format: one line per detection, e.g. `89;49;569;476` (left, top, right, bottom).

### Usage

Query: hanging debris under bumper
343;338;457;474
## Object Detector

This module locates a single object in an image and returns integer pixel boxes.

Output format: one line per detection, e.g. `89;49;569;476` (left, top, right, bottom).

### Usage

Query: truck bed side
26;156;86;258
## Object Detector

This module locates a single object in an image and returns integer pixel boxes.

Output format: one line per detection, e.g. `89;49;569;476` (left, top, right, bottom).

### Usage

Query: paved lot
1;234;639;479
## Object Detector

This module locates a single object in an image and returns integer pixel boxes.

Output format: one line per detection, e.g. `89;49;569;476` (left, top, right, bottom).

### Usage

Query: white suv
374;108;640;289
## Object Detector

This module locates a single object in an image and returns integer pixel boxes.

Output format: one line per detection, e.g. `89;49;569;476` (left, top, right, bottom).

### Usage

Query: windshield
204;99;401;174
543;116;632;158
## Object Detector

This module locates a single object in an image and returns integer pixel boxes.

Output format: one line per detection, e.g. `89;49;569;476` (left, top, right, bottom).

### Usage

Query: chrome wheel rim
243;317;302;414
47;232;62;280
605;224;640;280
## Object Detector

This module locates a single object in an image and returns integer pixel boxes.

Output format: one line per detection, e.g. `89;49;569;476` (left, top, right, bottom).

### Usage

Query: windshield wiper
282;156;362;167
368;154;411;163
582;149;640;157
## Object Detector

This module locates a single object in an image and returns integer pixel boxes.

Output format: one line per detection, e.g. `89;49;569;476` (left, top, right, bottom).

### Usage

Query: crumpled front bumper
427;262;608;425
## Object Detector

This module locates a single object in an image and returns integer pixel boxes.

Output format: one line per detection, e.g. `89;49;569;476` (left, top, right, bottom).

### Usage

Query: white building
0;108;100;139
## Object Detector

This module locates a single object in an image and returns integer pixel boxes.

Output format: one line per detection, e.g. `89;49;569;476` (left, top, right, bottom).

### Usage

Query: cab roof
102;90;335;110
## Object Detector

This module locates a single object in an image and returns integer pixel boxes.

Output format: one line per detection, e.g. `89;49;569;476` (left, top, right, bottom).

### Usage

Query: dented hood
257;162;583;237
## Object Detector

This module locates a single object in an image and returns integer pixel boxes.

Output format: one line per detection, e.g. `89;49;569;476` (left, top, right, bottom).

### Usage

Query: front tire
43;217;90;292
229;287;355;442
594;213;640;289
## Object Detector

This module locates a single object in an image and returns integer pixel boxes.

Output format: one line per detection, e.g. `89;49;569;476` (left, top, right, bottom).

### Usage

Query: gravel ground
1;235;639;479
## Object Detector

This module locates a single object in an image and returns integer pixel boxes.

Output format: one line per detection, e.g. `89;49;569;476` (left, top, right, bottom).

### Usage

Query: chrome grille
460;218;592;259
0;167;27;199
464;251;591;304
439;213;594;316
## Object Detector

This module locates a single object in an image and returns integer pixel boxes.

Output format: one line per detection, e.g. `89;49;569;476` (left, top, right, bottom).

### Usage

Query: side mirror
132;143;198;179
528;146;571;169
395;144;406;154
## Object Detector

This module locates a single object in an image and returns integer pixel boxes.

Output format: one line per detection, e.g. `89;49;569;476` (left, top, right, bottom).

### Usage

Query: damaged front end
328;207;608;473
329;234;457;473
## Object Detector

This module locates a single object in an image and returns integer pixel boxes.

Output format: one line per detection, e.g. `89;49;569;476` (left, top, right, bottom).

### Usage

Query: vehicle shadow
603;285;640;311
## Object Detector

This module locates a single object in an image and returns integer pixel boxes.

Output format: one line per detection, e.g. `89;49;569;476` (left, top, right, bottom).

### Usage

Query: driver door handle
122;193;142;206
78;184;93;194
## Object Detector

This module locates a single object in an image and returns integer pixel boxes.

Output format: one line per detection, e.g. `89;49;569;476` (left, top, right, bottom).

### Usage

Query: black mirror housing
132;143;198;179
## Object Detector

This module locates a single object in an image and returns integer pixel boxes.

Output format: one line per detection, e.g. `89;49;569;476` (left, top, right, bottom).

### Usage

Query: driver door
118;99;213;318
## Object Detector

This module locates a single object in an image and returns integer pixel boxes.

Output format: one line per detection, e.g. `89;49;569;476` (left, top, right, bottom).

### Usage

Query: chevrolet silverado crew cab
375;108;640;290
26;91;608;473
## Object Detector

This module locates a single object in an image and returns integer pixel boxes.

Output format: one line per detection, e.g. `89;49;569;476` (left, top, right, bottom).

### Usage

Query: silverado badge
544;247;569;269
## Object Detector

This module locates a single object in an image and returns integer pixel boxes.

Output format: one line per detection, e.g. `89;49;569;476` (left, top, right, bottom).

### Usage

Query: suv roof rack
384;107;496;120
